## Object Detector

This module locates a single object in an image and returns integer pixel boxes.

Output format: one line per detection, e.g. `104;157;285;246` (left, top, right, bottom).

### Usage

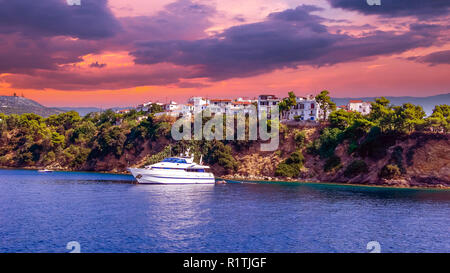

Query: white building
348;100;371;115
221;100;256;115
180;103;194;116
163;101;180;112
285;95;320;122
187;97;210;113
136;101;152;112
257;95;280;118
208;99;232;114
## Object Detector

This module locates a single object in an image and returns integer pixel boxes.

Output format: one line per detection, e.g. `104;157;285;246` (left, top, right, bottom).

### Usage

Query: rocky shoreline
1;165;448;190
220;174;450;189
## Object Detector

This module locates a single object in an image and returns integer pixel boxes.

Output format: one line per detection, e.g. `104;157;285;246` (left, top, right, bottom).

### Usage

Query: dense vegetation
0;94;447;181
0;108;240;173
304;96;449;179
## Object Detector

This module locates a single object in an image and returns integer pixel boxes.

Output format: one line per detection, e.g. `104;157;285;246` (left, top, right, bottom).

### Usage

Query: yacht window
161;158;187;163
186;169;206;172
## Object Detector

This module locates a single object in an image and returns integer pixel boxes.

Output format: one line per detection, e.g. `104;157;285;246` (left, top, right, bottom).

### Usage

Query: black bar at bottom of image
0;253;446;272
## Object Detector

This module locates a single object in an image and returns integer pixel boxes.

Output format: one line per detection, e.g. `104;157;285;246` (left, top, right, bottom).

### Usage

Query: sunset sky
0;0;449;108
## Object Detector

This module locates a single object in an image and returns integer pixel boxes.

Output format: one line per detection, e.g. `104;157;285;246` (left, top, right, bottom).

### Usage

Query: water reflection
234;181;450;203
1;169;449;253
136;184;215;250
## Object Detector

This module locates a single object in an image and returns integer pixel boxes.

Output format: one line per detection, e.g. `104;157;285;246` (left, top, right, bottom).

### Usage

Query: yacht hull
128;168;215;184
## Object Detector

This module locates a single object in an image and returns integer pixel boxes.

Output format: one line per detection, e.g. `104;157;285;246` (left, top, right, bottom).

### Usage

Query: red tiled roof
349;100;363;103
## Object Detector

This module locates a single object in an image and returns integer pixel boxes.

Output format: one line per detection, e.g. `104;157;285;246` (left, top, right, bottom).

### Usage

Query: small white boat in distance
128;152;215;184
38;169;53;173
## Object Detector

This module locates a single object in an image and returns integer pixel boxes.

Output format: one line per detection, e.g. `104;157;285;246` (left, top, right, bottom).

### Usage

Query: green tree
379;164;401;180
392;103;425;133
425;105;450;132
279;91;297;113
293;130;306;147
51;132;65;147
315;90;336;121
275;150;304;178
369;97;395;132
329;109;361;130
150;104;163;114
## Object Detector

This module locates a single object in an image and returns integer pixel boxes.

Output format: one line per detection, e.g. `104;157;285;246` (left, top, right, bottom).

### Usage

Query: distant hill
58;107;104;116
0;96;64;117
58;107;132;116
332;93;450;116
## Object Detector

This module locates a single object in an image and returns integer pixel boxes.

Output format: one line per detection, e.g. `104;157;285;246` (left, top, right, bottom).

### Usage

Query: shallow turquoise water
0;169;448;253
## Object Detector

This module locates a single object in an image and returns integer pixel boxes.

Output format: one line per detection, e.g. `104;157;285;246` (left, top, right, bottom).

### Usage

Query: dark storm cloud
117;0;216;45
1;1;448;91
0;0;119;73
327;0;450;19
407;50;450;65
0;0;215;74
0;0;120;39
130;5;446;81
0;33;104;73
0;0;217;89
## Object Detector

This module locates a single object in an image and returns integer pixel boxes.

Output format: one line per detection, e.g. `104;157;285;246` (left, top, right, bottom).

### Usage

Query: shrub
143;145;173;166
391;146;406;174
306;139;320;155
275;163;300;178
379;164;402;180
204;141;238;172
324;155;341;172
344;160;368;178
275;150;304;178
317;127;343;158
42;151;56;165
285;150;304;165
293;130;306;147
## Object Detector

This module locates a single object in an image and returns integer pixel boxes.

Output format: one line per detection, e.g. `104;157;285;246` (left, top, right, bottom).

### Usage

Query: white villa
136;101;152;112
163;101;180;112
348;100;372;115
257;95;280;118
284;95;321;122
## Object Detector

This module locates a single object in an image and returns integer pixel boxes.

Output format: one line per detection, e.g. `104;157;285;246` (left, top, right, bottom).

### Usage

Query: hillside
58;107;103;116
332;93;450;116
0;96;63;117
0;96;448;188
223;128;450;188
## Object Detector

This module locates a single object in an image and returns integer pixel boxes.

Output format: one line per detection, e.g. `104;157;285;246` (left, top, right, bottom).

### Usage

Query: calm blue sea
0;169;449;253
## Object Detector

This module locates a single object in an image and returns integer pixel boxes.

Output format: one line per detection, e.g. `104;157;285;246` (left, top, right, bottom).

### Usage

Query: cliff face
407;139;450;186
223;128;450;188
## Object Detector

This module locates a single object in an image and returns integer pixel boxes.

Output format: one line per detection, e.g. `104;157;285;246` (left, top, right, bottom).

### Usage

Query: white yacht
128;152;215;184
